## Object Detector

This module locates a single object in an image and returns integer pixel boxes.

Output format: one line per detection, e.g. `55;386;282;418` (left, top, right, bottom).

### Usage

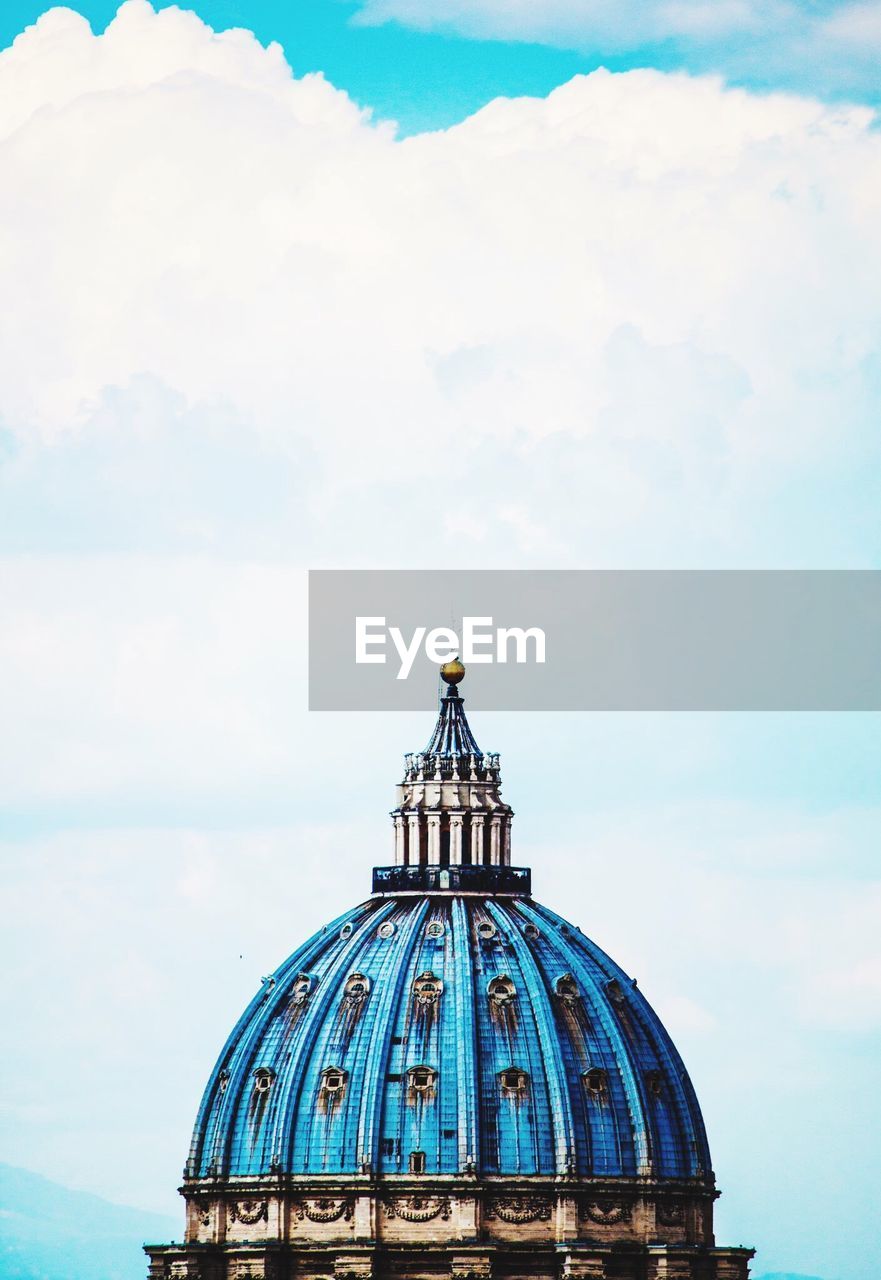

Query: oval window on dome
583;1067;608;1096
523;922;540;940
378;921;396;939
253;1067;275;1094
487;975;517;1006
476;920;497;940
426;921;444;938
339;923;353;940
499;1067;529;1094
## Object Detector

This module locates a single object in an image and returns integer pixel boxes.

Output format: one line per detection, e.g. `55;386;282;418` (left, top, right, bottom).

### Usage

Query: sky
0;3;880;1279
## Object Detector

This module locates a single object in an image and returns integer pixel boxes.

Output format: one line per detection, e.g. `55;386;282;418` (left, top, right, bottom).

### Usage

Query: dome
188;894;710;1183
150;670;754;1280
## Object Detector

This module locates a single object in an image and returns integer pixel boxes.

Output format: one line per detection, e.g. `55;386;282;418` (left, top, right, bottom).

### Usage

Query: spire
388;663;513;872
422;659;483;758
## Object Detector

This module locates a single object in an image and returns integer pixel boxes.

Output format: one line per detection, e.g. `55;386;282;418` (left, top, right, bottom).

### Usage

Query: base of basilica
145;1177;753;1279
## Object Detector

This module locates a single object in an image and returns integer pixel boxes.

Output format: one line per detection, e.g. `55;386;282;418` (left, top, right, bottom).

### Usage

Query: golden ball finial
440;657;465;685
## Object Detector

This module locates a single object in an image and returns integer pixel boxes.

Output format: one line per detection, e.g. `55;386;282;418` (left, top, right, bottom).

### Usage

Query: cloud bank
354;0;881;101
1;1;880;566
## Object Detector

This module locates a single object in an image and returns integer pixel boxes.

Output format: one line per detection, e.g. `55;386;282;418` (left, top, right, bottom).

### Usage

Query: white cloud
0;2;880;568
353;0;778;47
353;0;881;92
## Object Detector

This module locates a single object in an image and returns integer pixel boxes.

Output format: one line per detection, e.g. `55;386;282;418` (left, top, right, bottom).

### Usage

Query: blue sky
4;0;881;133
0;4;880;1280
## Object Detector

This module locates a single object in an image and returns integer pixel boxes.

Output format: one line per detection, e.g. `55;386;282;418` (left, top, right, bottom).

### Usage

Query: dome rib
486;899;577;1176
451;897;479;1171
519;900;650;1176
523;898;712;1179
275;900;388;1174
355;899;431;1173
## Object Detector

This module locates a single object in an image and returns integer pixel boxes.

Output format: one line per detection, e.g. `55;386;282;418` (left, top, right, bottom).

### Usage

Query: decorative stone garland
656;1198;685;1226
295;1197;354;1224
228;1199;268;1225
486;1195;552;1223
384;1195;451;1222
582;1199;633;1225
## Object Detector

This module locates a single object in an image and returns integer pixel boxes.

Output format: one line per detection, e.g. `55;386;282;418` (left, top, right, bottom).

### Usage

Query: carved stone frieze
581;1198;633;1225
228;1199;268;1225
295;1197;354;1223
656;1198;685;1226
383;1194;451;1222
485;1195;552;1223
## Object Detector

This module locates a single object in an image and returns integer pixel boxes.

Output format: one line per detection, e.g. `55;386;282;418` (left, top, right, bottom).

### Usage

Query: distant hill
754;1273;828;1280
0;1163;178;1280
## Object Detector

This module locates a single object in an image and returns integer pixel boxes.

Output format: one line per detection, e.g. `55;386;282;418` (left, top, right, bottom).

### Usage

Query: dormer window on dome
320;1066;346;1094
584;1067;608;1096
499;1067;529;1094
253;1068;274;1094
407;1065;437;1093
646;1069;664;1098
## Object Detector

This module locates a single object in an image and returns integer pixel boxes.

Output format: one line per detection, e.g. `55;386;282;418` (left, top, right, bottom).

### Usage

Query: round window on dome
583;1067;608;1096
499;1067;528;1094
253;1068;274;1094
378;921;396;939
523;923;540;940
426;921;444;938
476;920;497;940
339;923;353;940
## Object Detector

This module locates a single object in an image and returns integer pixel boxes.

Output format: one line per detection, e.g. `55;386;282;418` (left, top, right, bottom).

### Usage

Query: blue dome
188;893;711;1183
